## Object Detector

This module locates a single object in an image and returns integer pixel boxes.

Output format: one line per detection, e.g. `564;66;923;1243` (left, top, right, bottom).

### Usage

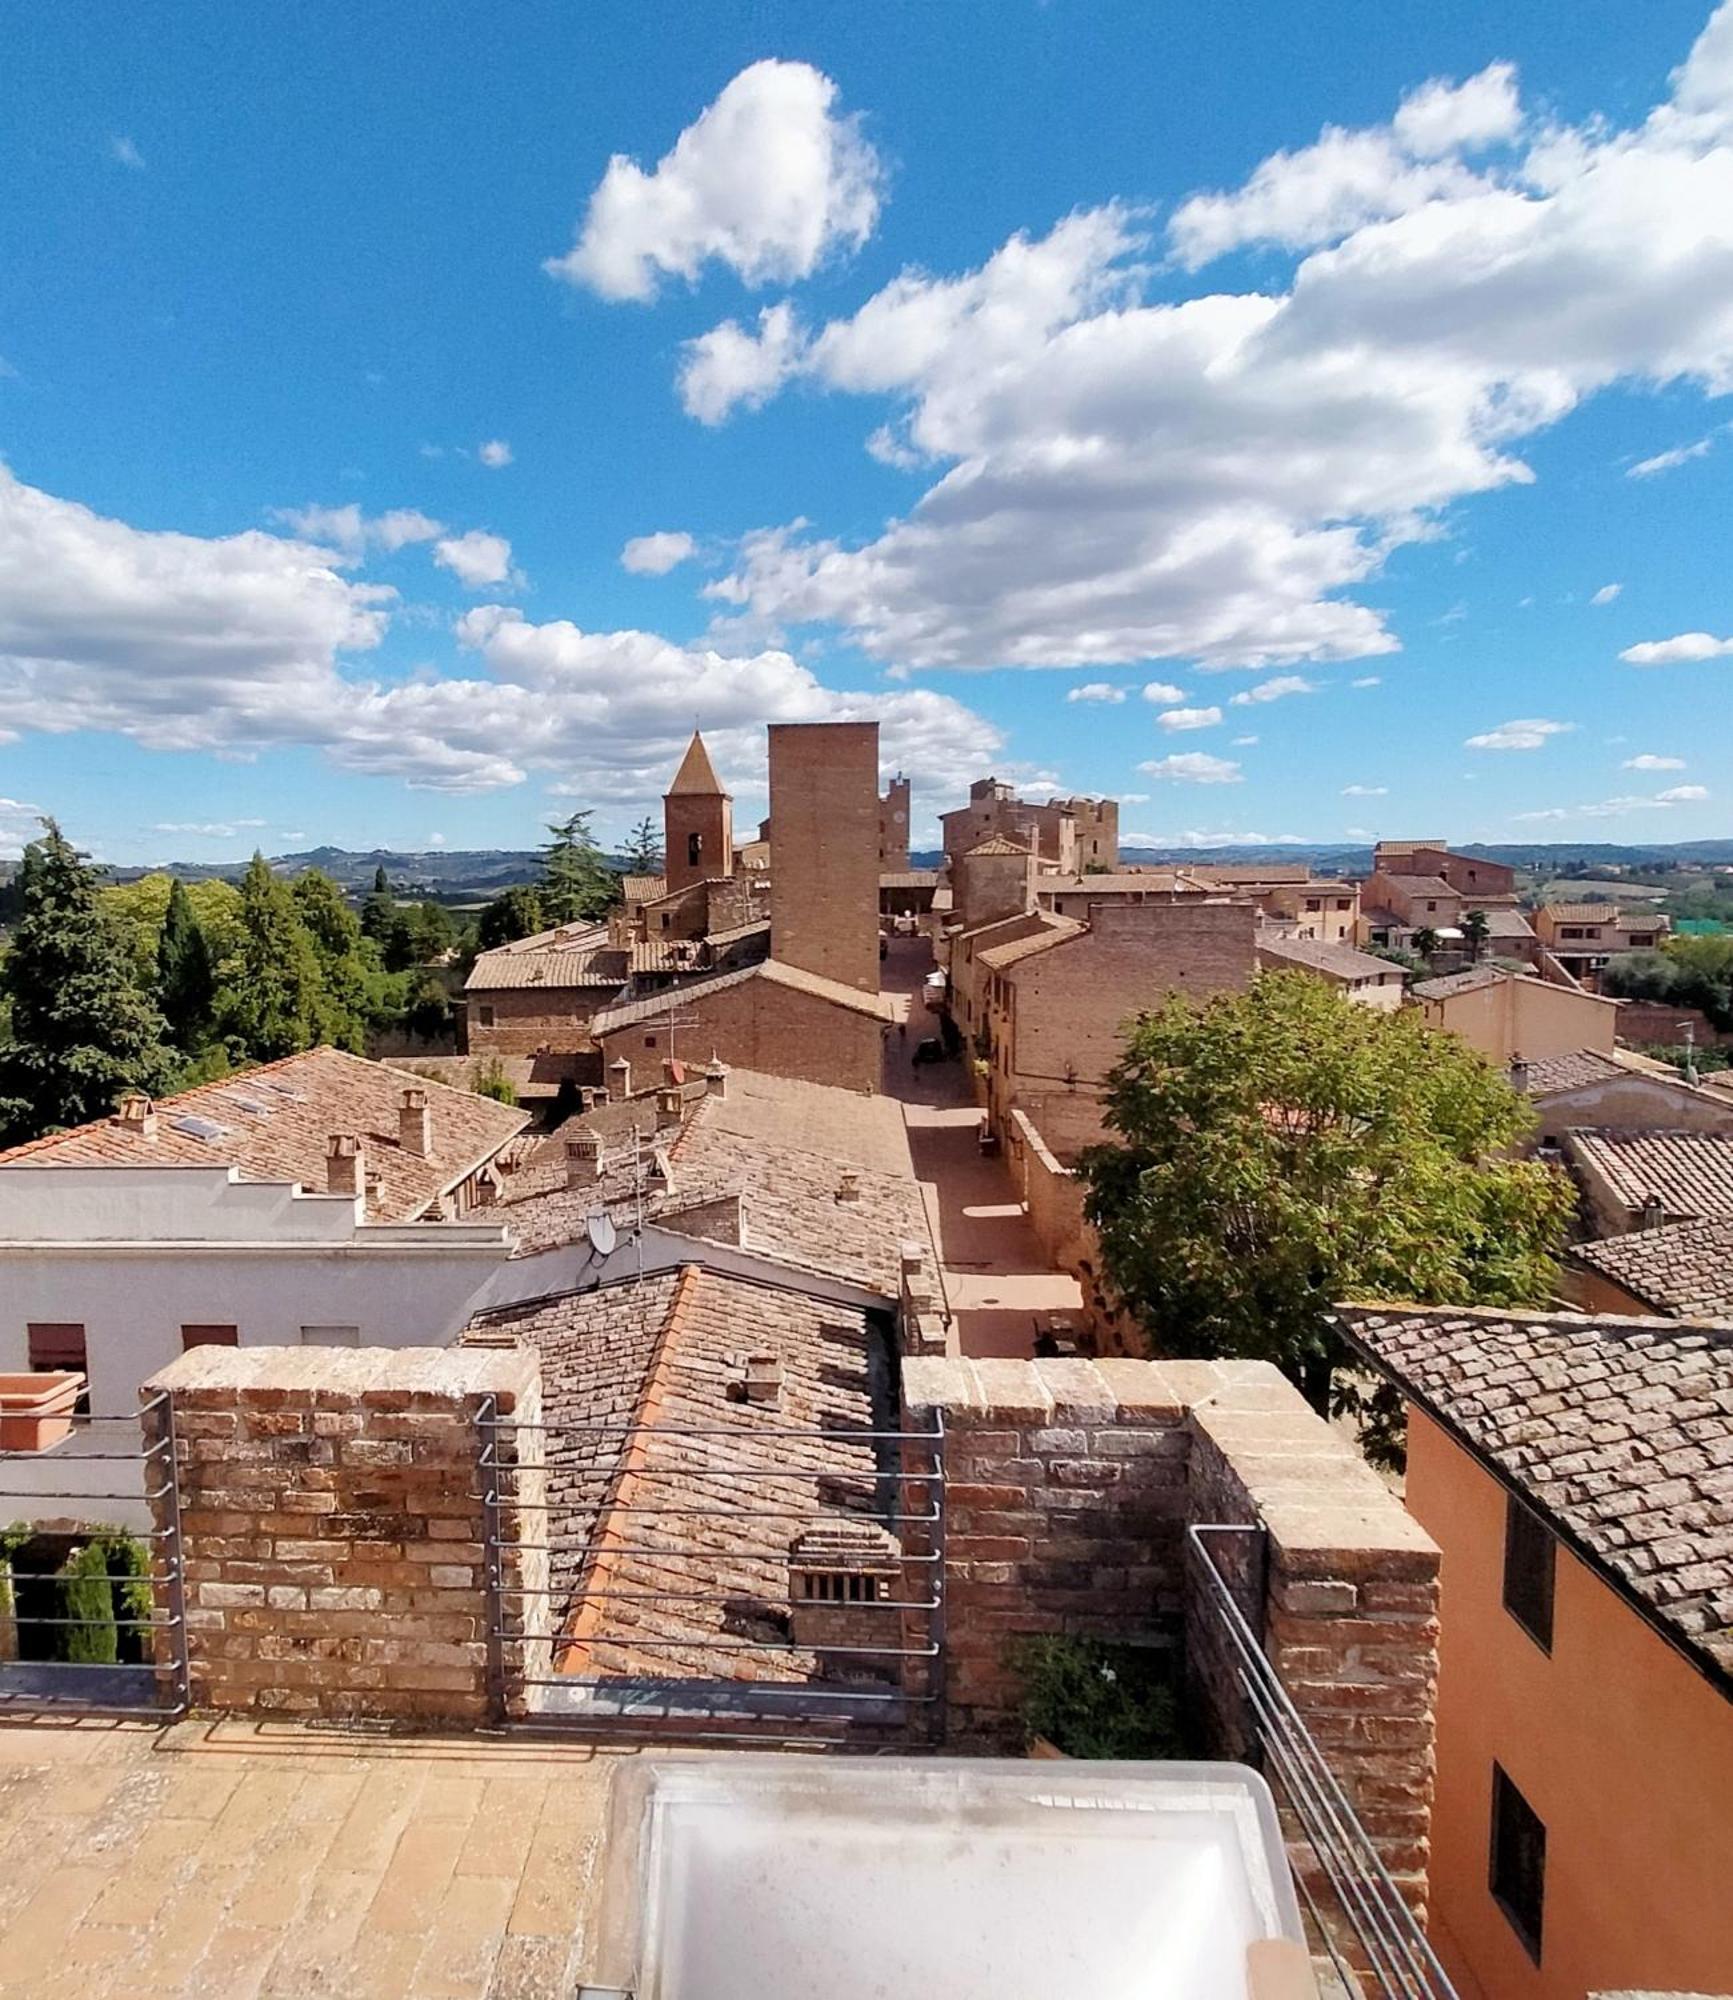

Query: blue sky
3;0;1732;862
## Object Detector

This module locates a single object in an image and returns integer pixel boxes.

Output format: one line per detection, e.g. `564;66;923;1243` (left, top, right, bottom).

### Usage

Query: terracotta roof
1482;908;1538;938
879;870;941;890
0;1046;527;1221
1411;966;1509;1000
1570;1219;1733;1319
667;730;726;796
1256;936;1399;982
1544;902;1621;923
1519;1049;1627;1095
1381;874;1458;897
470;1264;898;1686
465;945;628;991
620;873;667;903
964;835;1032;858
1564;1128;1733;1222
1338;1302;1733;1686
589;959;894;1035
976;916;1085;972
384;1050;589;1102
1043;871;1210;896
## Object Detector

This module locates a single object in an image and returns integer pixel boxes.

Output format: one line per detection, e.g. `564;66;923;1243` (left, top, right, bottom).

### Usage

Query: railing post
927;1407;947;1747
476;1394;508;1725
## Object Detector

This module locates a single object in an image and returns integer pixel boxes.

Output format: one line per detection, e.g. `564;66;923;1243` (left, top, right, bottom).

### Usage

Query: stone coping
142;1342;536;1405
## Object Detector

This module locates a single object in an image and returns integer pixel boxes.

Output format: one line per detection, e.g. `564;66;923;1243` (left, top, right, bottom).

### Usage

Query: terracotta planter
0;1373;83;1453
1026;1734;1068;1759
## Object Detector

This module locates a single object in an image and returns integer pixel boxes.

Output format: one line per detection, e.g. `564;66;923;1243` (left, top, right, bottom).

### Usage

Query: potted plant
0;1373;84;1453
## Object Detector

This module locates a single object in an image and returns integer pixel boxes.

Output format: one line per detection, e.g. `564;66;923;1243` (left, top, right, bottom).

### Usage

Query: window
1489;1765;1545;1962
688;831;703;866
1426;900;1438;912
300;1325;361;1347
181;1324;238;1350
1305;897;1321;912
476;1003;496;1028
27;1324;89;1415
661;911;672;929
1502;1493;1555;1651
644;1034;657;1049
1336;898;1351;911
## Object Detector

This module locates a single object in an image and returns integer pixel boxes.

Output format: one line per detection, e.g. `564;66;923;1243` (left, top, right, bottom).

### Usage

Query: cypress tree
156;876;217;1049
220;854;329;1059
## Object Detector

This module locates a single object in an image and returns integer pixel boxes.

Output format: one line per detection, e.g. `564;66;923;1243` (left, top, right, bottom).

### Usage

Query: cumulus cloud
1138;752;1243;784
680;302;807;424
621;530;698;576
1624;753;1687;770
1661;783;1711;800
692;10;1733;678
1156;706;1223;731
477;439;513;468
1231;734;1259;746
1341;783;1388;796
546;60;881;302
1229;674;1317;706
434;530;515;589
270;503;445;557
1464;717;1576;750
1067;682;1127;703
1515;784;1711;821
1621;631;1733;664
109;135;145;172
1140;681;1188;705
0;796;45;859
1590;582;1622;605
1351;676;1382;688
1628;436;1713;477
151;821;267;839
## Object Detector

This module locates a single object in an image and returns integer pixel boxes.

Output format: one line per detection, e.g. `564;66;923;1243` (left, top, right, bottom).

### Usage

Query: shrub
1012;1635;1181;1759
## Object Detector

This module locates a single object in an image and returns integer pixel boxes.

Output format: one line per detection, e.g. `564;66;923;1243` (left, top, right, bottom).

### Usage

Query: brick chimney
398;1086;432;1158
787;1521;904;1681
656;1086;684;1130
475;1169;499;1209
564;1133;603;1186
114;1093;156;1140
327;1133;366;1198
1508;1053;1530;1095
1639;1193;1667;1231
703;1056;730;1098
608;1056;632;1102
646;1145;674;1193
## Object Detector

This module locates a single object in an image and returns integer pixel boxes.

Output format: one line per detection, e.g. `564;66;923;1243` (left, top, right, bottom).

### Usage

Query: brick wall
464;984;610;1058
142;1344;550;1725
599;976;884;1094
1007;1107;1142;1353
769;721;881;994
901;1355;1439;1915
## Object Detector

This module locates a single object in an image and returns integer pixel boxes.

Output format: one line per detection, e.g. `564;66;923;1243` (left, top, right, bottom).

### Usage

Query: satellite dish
585;1210;618;1258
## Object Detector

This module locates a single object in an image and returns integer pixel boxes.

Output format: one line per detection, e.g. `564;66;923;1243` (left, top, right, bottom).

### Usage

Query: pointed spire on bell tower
662;731;734;891
668;730;727;798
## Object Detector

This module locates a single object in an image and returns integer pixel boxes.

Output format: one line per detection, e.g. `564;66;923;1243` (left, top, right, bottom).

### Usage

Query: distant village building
1531;902;1669;988
939;778;1118;874
1410;966;1619;1063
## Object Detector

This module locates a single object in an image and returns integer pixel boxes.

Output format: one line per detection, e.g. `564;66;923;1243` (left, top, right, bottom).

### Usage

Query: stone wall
768;721;881;994
901;1355;1440;1915
464;984;609;1058
598;975;885;1095
142;1344;550;1725
1007;1107;1142;1354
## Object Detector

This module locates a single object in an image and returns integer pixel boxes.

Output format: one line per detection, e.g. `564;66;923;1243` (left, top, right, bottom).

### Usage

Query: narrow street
879;937;1083;1359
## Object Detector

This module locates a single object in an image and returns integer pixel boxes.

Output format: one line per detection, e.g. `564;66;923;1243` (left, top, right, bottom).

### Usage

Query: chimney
1639;1193;1667;1231
475;1169;499;1209
836;1169;861;1206
327;1133;366;1198
741;1351;783;1408
703;1055;730;1098
608;1056;632;1102
363;1166;384;1213
656;1086;684;1130
114;1093;156;1140
1507;1054;1530;1095
646;1146;674;1193
398;1086;432;1158
564;1133;603;1186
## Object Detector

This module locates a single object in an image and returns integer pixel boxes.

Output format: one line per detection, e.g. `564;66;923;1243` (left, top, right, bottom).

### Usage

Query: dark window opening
688;831;703;866
477;1003;495;1028
1489;1764;1545;1962
181;1324;239;1351
644;1034;657;1049
801;1572;881;1603
1502;1493;1555;1652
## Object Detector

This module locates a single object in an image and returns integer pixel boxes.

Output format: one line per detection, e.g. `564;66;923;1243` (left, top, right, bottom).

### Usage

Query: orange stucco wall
1405;1408;1733;2000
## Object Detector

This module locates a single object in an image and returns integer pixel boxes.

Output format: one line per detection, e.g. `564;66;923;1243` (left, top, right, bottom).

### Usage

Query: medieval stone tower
662;730;734;894
767;721;880;994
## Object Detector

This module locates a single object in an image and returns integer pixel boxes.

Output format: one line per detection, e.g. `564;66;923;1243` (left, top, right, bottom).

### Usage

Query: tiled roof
1519;1049;1627;1095
0;1046;527;1221
465;945;628;991
879;870;941;890
667;730;726;795
703;917;771;950
1543;902;1621;923
1256;935;1399;981
1381;874;1458;896
976;916;1085;972
1411;965;1508;1000
470;1264;898;1685
1338;1303;1733;1685
1570;1218;1733;1319
964;835;1032;858
620;873;667;903
1564;1128;1733;1222
1482;908;1537;938
1043;871;1210;896
589;959;894;1035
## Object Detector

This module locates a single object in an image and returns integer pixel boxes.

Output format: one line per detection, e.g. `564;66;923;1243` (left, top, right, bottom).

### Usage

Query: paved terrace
0;1717;617;1999
880;938;1083;1359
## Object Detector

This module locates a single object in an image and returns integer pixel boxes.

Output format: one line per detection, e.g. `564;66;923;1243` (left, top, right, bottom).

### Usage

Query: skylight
170;1114;230;1142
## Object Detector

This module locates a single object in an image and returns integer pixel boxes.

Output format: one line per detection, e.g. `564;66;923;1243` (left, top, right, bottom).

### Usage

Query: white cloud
1464;717;1576;750
1341;783;1388;796
621;530;698;576
434;530;515;589
477;439;513;469
1351;676;1382;688
1123;827;1304;848
1067;682;1127;703
1156;705;1223;731
428;832;448;847
1628;437;1713;477
1138;752;1243;784
680;302;807;424
1590;582;1622;605
270;503;444;557
545;60;881;303
1621;631;1733;664
1514;784;1711;821
109;135;145;172
695;11;1733;678
1624;753;1687;770
1140;681;1189;705
1661;784;1711;801
150;821;267;840
1231;734;1259;746
1229;674;1317;706
0;796;45;859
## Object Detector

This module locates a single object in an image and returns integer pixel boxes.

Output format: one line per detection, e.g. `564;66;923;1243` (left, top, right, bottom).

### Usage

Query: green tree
289;869;376;1049
1410;926;1440;962
1079;972;1572;1417
1461;909;1491;962
360;864;397;946
157;877;217;1050
541;811;617;925
0;820;174;1142
220;854;331;1060
622;815;664;874
477;884;545;950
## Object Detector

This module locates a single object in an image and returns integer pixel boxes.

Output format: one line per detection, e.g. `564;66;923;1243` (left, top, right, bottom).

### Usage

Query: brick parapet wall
902;1355;1439;1915
142;1344;551;1725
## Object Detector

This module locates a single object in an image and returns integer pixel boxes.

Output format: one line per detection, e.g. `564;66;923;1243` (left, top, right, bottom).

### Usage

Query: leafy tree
0;820;174;1142
220;854;332;1060
360;865;397;946
289;869;376;1048
541;811;618;925
623;815;664;874
407;899;456;963
1410;926;1440;962
1601;935;1733;1031
1079;973;1572;1419
403;973;453;1043
477;884;545;950
470;1054;518;1105
1461;909;1491;961
100;874;244;986
157;877;217;1050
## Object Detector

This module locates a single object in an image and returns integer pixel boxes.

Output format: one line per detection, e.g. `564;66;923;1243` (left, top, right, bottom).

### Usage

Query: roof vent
836;1169;862;1206
114;1093;156;1140
608;1056;632;1102
565;1133;603;1186
398;1086;432;1159
703;1055;730;1098
1639;1193;1667;1231
327;1133;366;1199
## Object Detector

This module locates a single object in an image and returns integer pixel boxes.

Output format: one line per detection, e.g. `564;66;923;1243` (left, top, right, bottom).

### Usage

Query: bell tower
663;730;733;893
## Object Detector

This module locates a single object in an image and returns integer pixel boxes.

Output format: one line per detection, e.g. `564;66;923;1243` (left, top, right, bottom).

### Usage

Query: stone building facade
878;773;911;870
768;720;882;995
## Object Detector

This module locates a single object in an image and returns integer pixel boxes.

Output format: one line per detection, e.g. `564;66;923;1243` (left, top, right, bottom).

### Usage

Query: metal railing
477;1400;945;1744
0;1392;190;1720
1188;1524;1457;2000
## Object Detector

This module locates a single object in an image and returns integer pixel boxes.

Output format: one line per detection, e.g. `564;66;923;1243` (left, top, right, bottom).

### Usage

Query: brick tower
663;730;733;894
768;721;880;994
